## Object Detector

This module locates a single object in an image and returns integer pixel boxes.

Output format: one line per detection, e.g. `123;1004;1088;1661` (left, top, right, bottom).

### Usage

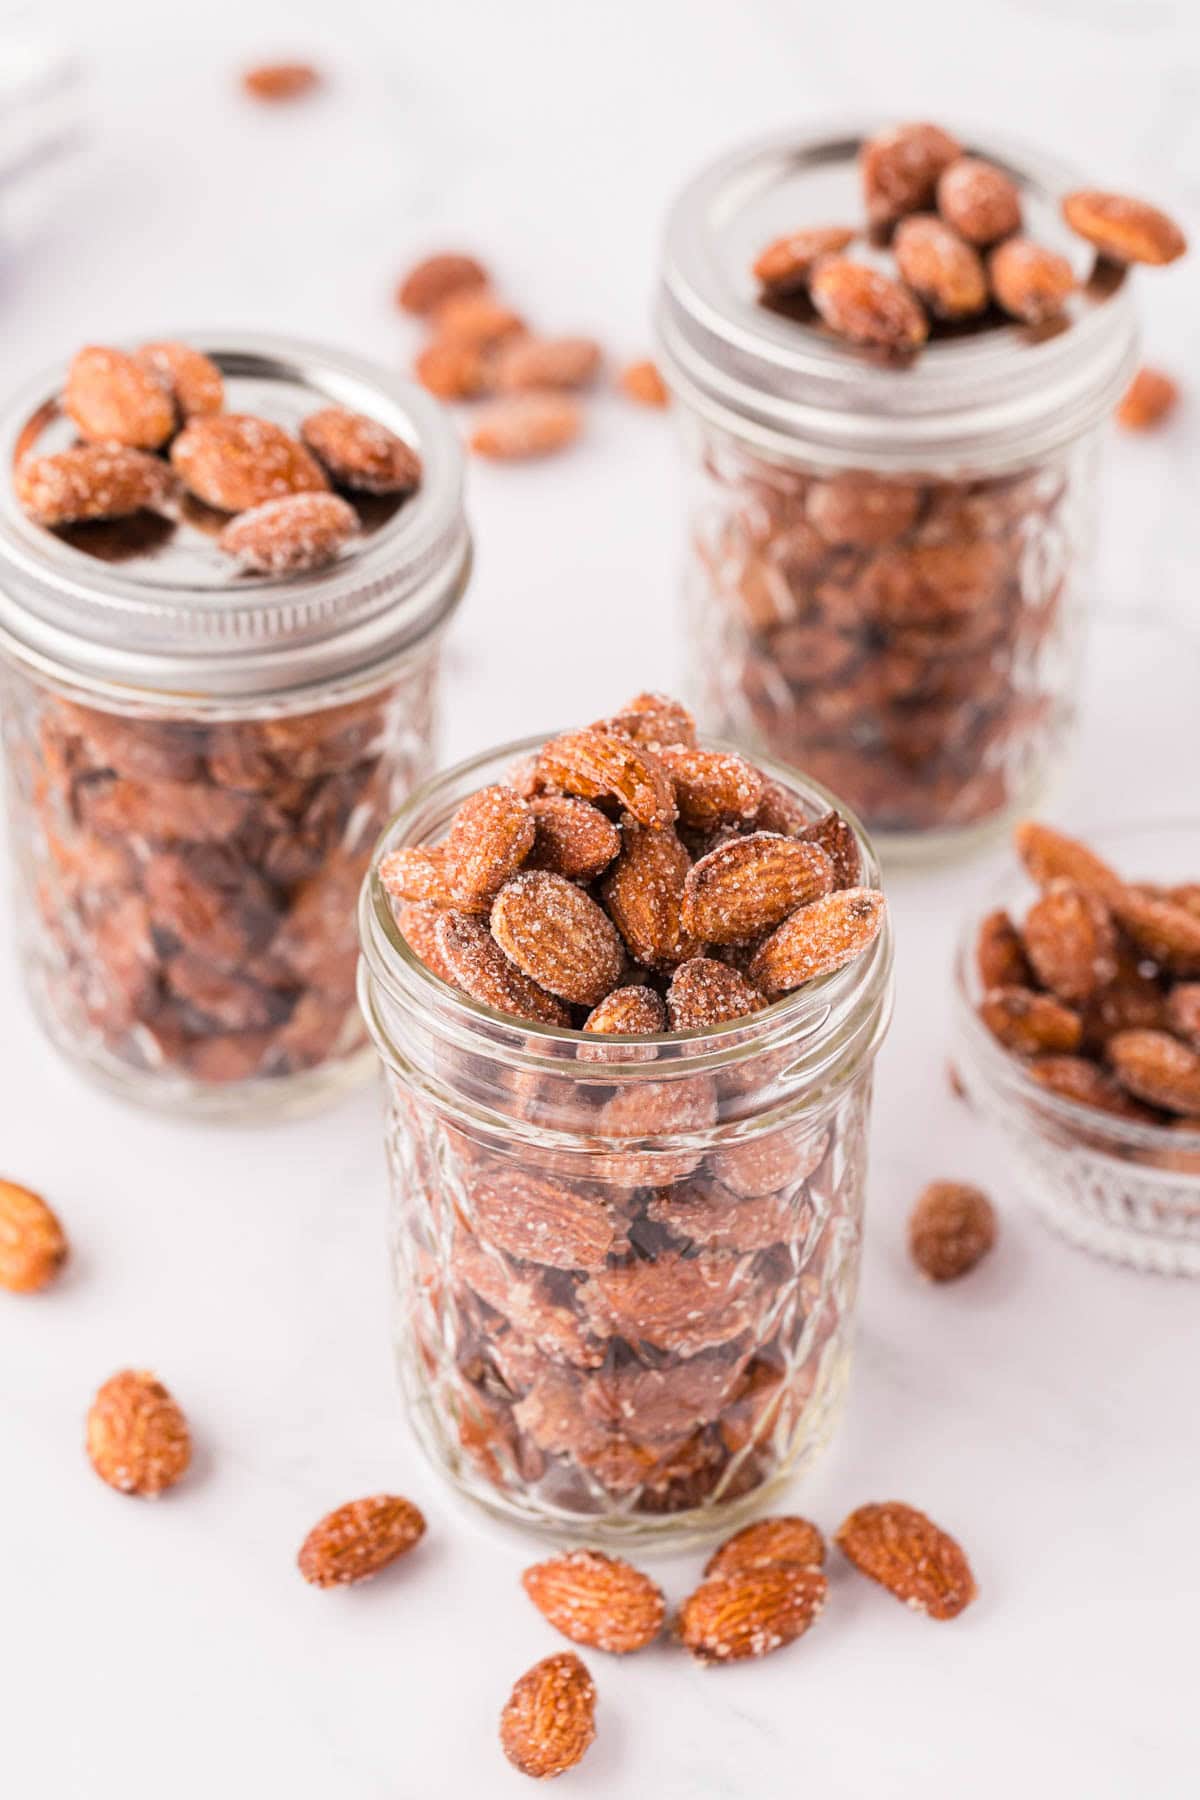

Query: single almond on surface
677;1563;828;1663
936;156;1022;246
492;870;624;1006
908;1181;996;1281
300;407;421;494
1116;366;1178;432
218;492;357;573
836;1501;976;1619
413;338;490;400
860;122;962;231
1062;190;1186;266
470;394;581;461
171;414;328;511
136;341;224;420
16;444;174;527
893;215;988;319
435;290;525;349
64;345;176;449
86;1369;191;1497
500;1652;596;1780
753;225;856;293
522;1548;665;1653
619;359;669;407
396;251;488;316
704;1515;826;1580
242;62;320;102
0;1179;67;1293
298;1494;425;1587
493;336;602;393
810;258;929;351
748;887;886;994
988;238;1076;323
682;832;833;945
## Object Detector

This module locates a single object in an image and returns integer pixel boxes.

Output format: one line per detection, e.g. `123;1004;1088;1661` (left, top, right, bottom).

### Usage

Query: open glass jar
655;126;1139;860
0;336;469;1116
358;742;893;1544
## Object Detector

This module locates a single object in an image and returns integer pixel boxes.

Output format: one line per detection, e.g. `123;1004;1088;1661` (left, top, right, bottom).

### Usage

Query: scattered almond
86;1369;191;1497
414;338;490;400
677;1562;828;1663
1117;366;1179;431
836;1501;976;1619
469;393;582;460
435;290;525;350
493;336;602;393
298;1494;425;1586
0;1179;67;1293
704;1515;826;1579
908;1181;996;1281
522;1548;665;1653
619;359;669;408
396;252;489;316
242;62;321;102
500;1652;596;1779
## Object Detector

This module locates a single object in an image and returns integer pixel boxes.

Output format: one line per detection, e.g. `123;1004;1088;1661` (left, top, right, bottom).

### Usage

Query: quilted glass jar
0;336;469;1116
655;126;1139;860
358;741;894;1544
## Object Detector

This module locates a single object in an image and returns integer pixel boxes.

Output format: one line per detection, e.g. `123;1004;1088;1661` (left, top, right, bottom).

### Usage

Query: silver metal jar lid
655;123;1140;472
0;333;470;700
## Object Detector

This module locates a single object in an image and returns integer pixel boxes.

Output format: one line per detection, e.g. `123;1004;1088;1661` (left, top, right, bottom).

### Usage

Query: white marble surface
1;2;1198;1795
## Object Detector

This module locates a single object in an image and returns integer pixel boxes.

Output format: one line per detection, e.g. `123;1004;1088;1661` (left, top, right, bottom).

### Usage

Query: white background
1;2;1197;1796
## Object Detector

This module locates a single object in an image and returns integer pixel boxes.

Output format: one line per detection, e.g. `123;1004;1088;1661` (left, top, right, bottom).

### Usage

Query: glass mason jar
358;742;894;1544
655;126;1139;861
0;335;469;1116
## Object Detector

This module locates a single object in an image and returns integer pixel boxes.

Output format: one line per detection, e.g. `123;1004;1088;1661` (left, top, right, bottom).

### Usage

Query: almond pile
16;339;422;573
380;691;887;1521
753;121;1187;356
503;1503;973;1775
397;248;666;457
975;822;1200;1147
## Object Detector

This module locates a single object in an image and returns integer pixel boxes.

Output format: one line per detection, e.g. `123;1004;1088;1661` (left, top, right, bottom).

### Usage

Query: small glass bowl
952;819;1200;1277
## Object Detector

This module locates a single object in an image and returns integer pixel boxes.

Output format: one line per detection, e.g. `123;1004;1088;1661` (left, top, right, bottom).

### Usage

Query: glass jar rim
0;333;471;701
953;818;1200;1163
358;731;895;1085
655;119;1140;473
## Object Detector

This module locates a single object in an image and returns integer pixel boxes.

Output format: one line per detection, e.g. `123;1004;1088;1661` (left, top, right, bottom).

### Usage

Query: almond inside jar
361;694;893;1534
0;335;468;1113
